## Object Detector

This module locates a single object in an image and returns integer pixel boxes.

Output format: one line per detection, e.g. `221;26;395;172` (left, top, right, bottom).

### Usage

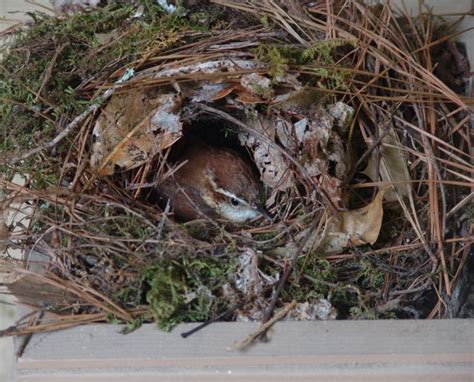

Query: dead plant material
228;300;297;351
0;0;473;337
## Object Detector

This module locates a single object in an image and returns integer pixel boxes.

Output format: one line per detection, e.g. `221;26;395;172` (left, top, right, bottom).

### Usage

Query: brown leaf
340;189;386;245
235;92;265;104
91;89;183;176
211;84;239;100
363;129;411;202
238;116;292;191
319;189;386;253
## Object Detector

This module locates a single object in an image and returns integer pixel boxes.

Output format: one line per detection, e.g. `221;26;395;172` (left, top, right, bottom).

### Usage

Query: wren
159;143;270;222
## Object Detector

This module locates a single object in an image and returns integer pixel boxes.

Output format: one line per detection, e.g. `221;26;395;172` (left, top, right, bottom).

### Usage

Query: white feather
218;203;259;222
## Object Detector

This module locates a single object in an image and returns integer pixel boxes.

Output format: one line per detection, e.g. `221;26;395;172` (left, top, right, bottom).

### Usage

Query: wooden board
15;319;474;381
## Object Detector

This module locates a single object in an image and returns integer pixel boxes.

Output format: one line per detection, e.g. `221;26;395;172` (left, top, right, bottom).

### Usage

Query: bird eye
230;198;240;206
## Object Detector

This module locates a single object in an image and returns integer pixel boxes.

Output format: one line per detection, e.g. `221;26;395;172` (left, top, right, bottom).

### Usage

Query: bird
158;141;271;223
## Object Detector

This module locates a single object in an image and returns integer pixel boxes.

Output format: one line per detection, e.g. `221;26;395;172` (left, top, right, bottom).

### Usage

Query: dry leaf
328;133;350;178
211;75;270;104
91;89;182;176
274;72;302;89
239;101;353;198
319;189;386;253
340;189;386;245
51;0;100;13
327;101;354;133
272;117;296;151
238;116;292;190
272;88;324;114
235;92;265;104
191;82;229;102
233;248;265;295
289;106;350;178
363;129;411;201
211;84;239;100
0;256;24;285
94;29;120;46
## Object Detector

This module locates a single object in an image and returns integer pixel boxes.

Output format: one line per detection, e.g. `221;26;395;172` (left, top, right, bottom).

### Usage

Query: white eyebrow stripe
215;188;247;205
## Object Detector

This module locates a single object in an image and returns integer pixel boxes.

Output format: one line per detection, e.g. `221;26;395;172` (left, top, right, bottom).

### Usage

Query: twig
227;300;296;351
12;88;115;164
16;311;44;357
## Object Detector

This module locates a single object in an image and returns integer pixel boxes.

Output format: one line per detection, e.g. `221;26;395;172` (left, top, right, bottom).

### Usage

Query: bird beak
252;203;273;222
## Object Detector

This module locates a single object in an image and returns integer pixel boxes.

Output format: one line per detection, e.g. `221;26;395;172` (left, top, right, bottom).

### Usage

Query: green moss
355;258;386;290
142;256;238;330
254;44;289;79
31;169;60;190
0;8;132;177
330;285;362;318
142;262;187;330
271;255;338;302
121;316;146;334
254;40;354;89
260;15;271;29
300;39;357;65
100;210;154;240
349;305;377;320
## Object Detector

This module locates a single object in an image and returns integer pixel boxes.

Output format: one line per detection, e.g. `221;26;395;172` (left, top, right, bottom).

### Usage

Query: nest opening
182;114;244;149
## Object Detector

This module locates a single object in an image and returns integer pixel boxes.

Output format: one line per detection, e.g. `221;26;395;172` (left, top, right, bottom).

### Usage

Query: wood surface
16;319;474;381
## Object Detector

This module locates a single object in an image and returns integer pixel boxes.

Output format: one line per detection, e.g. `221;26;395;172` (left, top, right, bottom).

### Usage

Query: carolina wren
159;142;270;223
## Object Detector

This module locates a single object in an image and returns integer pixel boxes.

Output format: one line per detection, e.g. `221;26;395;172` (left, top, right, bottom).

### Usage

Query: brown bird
159;142;270;223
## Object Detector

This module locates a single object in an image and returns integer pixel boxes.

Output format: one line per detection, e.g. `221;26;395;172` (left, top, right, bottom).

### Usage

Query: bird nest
0;1;472;338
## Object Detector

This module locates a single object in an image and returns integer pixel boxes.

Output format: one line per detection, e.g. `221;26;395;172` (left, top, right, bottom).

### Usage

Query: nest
0;1;472;338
